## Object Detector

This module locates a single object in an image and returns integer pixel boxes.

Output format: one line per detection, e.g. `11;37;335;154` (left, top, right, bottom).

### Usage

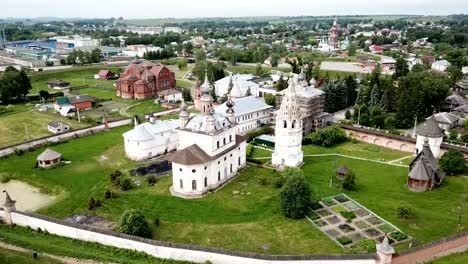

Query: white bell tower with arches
272;78;303;167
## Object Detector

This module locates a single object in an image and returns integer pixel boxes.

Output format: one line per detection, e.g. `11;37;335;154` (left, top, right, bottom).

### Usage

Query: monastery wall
0;118;131;158
2;210;376;264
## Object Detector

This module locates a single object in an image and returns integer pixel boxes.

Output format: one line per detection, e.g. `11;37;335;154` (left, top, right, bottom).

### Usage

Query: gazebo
336;165;350;179
37;149;62;169
407;139;445;192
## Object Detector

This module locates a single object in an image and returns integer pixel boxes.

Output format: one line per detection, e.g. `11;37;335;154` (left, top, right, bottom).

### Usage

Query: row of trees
61;48;102;65
0;66;31;103
142;48;176;60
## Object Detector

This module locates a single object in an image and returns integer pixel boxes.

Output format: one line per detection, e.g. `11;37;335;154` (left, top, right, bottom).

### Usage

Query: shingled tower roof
416;115;443;138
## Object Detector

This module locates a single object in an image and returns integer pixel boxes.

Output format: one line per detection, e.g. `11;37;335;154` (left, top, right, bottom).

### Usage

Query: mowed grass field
0;246;63;264
0;126;466;255
429;250;468;264
0;108;88;148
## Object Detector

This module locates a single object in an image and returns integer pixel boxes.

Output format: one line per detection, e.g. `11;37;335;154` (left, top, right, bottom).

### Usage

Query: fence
0;118;131;158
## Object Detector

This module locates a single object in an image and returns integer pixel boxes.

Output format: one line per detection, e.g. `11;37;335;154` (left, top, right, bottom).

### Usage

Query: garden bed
306;194;411;248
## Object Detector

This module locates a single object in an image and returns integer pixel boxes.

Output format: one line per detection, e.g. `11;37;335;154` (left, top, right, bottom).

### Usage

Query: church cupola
225;96;236;124
179;100;189;128
199;71;214;115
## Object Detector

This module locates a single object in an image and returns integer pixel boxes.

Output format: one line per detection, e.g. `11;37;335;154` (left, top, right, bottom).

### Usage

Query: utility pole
77;108;81;123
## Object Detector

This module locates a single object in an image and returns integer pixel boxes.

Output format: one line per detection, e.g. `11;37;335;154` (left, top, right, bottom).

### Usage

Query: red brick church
116;61;176;99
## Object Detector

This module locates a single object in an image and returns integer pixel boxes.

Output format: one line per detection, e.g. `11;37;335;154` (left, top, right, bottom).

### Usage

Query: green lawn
127;100;165;118
176;79;193;88
427;250;468;264
0;224;192;264
0;127;466;255
0;109;88;148
0;246;63;264
71;87;118;100
29;67;121;94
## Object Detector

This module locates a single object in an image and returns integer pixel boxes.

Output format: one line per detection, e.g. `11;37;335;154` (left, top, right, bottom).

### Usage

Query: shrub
337;236;352;245
147;175;157;186
110;170;123;184
88;197;102;210
342;173;356;191
348;239;376;253
439;150;465;175
395;206;411;219
306;126;347;147
345;110;352;120
449;129;459;141
13;148;24;156
340;211;356;222
279;174;312;219
246;143;254;158
246;126;273;142
273;175;287;188
390;231;408;241
154;217;160;226
258;175;269;186
118;209;151;238
104;189;113;199
119;177;133;191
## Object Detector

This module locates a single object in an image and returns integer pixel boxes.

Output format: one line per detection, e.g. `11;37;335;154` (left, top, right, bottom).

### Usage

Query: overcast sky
3;0;468;19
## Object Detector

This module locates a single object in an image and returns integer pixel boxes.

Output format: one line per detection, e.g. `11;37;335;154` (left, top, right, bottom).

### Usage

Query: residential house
48;80;70;90
48;121;70;134
369;45;384;54
158;89;182;103
431;60;451;72
433;112;460;132
68;95;96;110
95;70;115;80
53;97;71;112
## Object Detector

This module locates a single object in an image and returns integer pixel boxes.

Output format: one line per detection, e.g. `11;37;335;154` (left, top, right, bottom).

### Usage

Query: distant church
272;77;304;167
167;74;247;198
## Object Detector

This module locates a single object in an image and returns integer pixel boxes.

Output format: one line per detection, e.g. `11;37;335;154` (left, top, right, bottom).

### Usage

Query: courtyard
0;127;466;255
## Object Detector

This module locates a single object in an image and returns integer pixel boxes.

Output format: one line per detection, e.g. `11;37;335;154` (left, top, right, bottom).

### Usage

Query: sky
3;0;468;19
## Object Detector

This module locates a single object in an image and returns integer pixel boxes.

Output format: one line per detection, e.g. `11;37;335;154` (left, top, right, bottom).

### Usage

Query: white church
167;75;247;199
272;78;304;167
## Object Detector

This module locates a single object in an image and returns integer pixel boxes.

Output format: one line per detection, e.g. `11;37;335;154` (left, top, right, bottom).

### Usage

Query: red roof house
369;45;384;54
97;70;115;80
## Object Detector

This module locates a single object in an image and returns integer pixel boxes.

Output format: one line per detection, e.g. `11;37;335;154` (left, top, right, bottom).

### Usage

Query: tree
182;88;192;102
177;59;188;70
90;48;102;63
449;129;459;141
194;48;206;62
369;85;381;107
279;173;312;219
369;64;381;89
39;90;50;100
395;57;409;78
345;110;352;120
439;150;465;175
264;93;276;106
342;172;356;191
348;44;357;56
345;76;358;106
448;65;463;84
118;209;151;238
275;75;288;92
255;63;263;77
0;68;31;103
306;126;348;147
271;53;280;67
381;80;397;113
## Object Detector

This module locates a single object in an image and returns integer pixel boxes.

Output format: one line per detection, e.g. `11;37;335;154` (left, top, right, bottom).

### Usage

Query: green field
0;225;191;264
428;250;468;264
0;108;88;148
127;100;165;118
176;79;193;88
29;67;121;94
0;246;63;264
0;128;466;255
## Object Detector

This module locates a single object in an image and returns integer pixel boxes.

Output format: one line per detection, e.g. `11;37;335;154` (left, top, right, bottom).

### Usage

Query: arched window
292;120;297;129
217;141;220;148
204;177;207;187
179;179;183;189
218;171;221;181
283;120;287;128
192;180;197;190
238;157;241;165
230;164;233;173
223;138;226;145
229;135;232;142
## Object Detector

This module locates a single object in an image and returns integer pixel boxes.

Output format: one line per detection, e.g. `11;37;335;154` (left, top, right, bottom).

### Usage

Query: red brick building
116;61;176;100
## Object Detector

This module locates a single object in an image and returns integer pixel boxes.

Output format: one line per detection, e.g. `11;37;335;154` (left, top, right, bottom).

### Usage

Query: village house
214;74;259;98
454;77;468;94
47;80;70;90
431;60;451;72
95;70;115;80
158;89;183;103
68;95;96;110
369;45;384;54
432;112;460;132
37;149;62;169
53;97;71;112
48;121;70;134
116;61;176;100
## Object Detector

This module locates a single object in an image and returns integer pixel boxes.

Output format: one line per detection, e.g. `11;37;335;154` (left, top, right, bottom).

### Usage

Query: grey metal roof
215;96;273;116
409;143;445;183
433;112;459;125
37;149;62;161
68;95;96;104
48;121;68;129
123;120;179;142
416;115;443;138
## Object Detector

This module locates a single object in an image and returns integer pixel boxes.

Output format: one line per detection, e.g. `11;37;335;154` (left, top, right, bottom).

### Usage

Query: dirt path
0;241;113;264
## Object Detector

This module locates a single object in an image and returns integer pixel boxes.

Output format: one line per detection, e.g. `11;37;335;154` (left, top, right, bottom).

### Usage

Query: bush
273;175;287;188
449;129;459;141
306;126;347;147
13;148;24;156
118;209;151;238
439;150;465;175
119;177;133;191
246;126;273;142
395;206;411;219
88;197;102;210
246;143;254;158
342;173;356;191
264;93;276;107
340;211;356;222
337;236;352;245
348;239;376;253
345;110;352;120
279;173;312;219
390;231;408;241
258;175;269;186
154;217;160;226
104;189;114;199
146;175;157;186
110;170;123;184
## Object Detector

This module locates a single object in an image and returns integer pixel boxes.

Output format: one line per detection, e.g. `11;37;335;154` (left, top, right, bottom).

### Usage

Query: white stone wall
2;211;376;264
178;129;236;157
236;110;270;134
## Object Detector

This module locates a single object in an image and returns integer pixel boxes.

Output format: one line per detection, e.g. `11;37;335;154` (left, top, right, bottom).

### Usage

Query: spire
179;100;189;128
376;235;395;255
200;70;212;94
3;190;15;208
